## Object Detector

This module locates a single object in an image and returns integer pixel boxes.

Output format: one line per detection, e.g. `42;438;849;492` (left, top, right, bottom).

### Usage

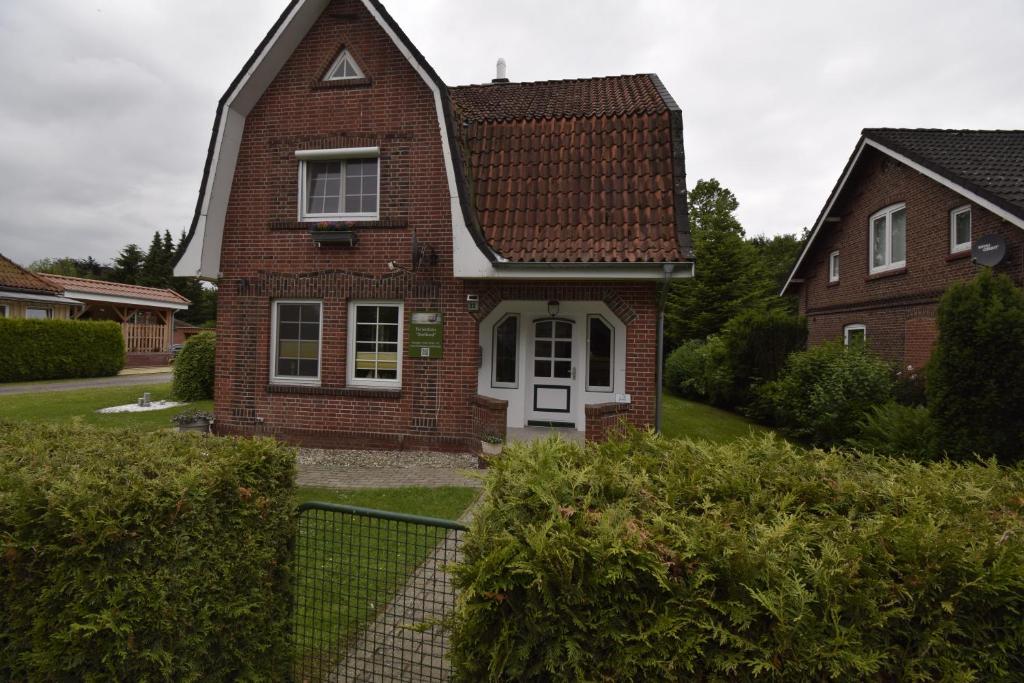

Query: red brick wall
795;147;1024;365
585;402;631;442
471;394;507;443
212;0;660;450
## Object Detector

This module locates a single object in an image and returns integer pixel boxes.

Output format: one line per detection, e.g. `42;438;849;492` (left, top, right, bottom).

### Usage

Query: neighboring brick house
0;253;81;320
782;129;1024;368
173;0;694;450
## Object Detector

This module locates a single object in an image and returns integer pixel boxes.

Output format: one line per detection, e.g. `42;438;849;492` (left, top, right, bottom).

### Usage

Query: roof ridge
39;272;179;292
864;127;1024;134
450;73;655;90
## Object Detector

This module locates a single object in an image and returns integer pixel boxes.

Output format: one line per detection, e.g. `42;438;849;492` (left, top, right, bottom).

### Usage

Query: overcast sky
1;0;1022;266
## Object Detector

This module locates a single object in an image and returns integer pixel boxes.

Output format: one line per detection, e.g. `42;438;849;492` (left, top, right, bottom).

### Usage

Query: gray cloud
1;0;1021;266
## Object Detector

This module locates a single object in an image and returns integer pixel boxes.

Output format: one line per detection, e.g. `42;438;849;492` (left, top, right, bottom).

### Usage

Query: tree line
665;178;803;350
30;231;216;326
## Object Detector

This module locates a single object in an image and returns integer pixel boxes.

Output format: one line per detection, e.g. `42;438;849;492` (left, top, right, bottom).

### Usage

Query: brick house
782;129;1024;368
173;0;694;450
0;253;81;320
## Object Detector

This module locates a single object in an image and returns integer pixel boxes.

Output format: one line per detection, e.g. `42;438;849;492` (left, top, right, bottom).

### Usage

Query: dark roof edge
173;1;302;270
862;128;1024;223
648;73;693;260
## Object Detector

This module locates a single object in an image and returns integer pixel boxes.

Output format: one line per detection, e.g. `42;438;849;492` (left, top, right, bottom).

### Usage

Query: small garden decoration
171;409;214;433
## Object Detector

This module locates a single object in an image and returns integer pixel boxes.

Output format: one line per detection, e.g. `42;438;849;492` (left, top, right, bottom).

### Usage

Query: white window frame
585;314;615;393
950;205;972;254
0;304;8;318
324;49;365;81
828;250;840;283
26;307;52;320
295;147;380;222
843;324;867;346
270;299;323;386
868;203;907;274
347;300;403;389
491;313;519;389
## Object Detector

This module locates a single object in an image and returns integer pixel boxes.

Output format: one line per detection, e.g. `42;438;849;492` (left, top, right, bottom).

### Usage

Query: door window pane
587;317;613;390
276;302;321;379
534;360;551;377
493;316;518;386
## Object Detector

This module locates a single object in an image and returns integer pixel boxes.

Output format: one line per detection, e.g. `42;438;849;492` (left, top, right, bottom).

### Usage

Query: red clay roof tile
0;253;62;294
38;274;191;306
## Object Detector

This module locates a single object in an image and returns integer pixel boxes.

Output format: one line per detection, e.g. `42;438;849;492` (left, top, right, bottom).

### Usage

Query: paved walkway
0;372;172;395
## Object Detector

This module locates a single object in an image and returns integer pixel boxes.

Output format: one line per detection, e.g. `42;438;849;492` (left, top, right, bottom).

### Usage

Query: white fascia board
473;263;695;280
780;139;867;296
863;138;1024;232
62;290;190;311
0;291;84;306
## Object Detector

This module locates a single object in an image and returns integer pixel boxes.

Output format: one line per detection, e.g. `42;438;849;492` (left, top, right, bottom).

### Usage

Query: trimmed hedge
450;431;1024;681
173;331;215;401
0;318;124;382
0;422;295;681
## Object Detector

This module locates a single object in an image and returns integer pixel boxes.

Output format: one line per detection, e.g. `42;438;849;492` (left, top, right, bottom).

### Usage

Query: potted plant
172;410;214;434
478;433;504;468
308;221;359;246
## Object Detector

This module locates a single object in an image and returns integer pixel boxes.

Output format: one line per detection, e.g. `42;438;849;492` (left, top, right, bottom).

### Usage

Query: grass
0;382;211;431
661;392;772;444
293;486;479;677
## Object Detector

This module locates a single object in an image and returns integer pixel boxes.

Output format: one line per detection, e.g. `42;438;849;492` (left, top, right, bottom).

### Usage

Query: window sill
268;219;408;231
826;280;840;288
947;250;971;262
266;384;402;399
865;267;907;281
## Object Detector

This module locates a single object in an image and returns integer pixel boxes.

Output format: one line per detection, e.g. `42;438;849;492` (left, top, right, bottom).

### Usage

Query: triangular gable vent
325;49;364;80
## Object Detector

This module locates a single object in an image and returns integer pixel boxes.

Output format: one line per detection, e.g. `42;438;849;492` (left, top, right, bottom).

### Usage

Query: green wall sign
409;311;443;359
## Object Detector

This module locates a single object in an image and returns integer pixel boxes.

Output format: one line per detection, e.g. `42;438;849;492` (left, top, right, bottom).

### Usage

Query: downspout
655;263;675;432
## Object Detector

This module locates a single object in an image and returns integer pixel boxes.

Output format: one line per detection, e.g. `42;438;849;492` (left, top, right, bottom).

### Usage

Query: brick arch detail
470;284;637;326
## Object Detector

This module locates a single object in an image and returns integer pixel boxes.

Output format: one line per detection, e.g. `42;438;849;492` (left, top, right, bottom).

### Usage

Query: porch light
547;300;560;317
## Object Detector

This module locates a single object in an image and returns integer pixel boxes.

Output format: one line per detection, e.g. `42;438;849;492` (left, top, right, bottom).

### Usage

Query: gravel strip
297;448;477;469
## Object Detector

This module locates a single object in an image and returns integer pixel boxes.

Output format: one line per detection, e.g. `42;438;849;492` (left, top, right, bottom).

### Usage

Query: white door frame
525;316;577;426
477;300;627;432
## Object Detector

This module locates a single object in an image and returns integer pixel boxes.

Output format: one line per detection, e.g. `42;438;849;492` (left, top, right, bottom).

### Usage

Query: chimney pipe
492;57;509;83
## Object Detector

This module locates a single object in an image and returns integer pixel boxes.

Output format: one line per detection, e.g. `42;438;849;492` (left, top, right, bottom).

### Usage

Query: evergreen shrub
755;342;893;445
663;336;733;406
0;422;295;681
0;318;124;382
927;269;1024;462
450;431;1024;681
173;331;216;401
847;402;936;460
719;307;807;404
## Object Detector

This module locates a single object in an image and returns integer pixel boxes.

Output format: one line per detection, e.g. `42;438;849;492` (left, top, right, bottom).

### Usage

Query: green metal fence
293;502;468;682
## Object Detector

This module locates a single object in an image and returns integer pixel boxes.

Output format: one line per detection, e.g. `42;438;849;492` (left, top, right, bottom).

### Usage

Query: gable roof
781;128;1024;295
38;274;191;308
0;253;62;295
173;0;692;280
450;75;692;264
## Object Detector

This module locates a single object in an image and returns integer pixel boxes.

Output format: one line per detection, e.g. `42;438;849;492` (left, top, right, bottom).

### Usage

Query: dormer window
325;49;364;81
296;148;379;221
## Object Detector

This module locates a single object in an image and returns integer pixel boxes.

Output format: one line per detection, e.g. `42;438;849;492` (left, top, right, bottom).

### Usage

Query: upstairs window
325;49;364;81
950;206;971;253
296;148;379;221
869;203;906;274
828;251;840;283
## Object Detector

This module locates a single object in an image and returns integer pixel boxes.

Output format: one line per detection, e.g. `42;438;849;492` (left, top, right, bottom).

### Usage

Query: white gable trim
781;136;1024;296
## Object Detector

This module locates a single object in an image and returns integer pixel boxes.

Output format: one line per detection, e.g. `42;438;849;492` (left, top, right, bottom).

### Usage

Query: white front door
526;318;576;426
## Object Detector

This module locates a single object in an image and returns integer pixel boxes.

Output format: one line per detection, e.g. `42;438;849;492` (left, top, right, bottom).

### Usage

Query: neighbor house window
586;315;614;392
828;251;840;283
271;301;322;384
348;301;402;387
869;203;906;274
950;206;971;253
26;307;51;320
844;324;866;346
0;304;7;318
324;49;364;81
296;148;379;221
492;314;519;388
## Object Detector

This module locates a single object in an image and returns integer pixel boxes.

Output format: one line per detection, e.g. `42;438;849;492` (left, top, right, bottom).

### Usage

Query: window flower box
308;222;359;247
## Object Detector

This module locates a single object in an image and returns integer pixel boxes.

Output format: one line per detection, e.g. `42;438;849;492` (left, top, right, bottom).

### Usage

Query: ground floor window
349;301;402;387
844;323;866;346
492;314;518;388
271;301;322;384
26;307;51;320
587;315;613;392
0;304;7;318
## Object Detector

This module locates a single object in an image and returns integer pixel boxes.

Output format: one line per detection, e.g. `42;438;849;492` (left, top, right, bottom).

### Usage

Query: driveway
0;372;173;395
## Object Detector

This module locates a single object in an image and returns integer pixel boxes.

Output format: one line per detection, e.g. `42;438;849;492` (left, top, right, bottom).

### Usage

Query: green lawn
293;486;479;677
0;382;211;431
661;392;772;443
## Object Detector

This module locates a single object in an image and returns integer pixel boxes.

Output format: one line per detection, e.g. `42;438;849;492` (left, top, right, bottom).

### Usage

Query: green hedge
0;318;124;382
173;331;216;401
0;422;296;681
450;431;1024;681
